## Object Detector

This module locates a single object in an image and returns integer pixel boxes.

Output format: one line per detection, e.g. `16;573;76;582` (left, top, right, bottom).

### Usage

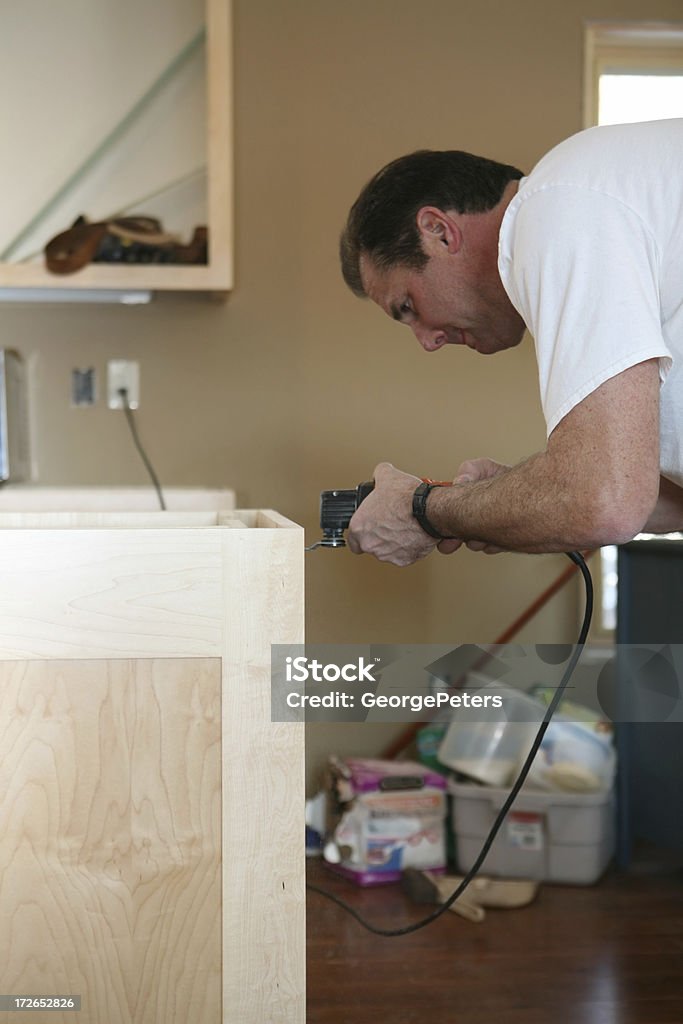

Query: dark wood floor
307;852;683;1024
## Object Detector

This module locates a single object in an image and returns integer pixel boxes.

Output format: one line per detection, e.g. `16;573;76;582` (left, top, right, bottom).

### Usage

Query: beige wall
1;0;680;790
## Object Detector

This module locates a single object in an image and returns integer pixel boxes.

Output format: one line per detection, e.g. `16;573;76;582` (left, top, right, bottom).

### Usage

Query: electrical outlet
107;360;139;409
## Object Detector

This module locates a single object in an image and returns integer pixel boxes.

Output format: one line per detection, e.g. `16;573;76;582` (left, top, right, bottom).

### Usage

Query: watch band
412;482;450;540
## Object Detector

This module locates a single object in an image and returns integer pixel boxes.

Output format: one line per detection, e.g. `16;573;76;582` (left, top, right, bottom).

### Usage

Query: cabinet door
0;657;222;1024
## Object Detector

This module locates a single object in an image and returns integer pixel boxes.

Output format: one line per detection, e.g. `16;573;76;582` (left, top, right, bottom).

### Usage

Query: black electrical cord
118;387;166;510
306;550;593;937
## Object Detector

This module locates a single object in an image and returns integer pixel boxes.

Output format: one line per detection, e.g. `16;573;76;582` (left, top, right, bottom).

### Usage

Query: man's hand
347;462;463;566
454;457;510;486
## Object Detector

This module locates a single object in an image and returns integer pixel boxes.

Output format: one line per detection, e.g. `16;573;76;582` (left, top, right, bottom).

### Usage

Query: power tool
308;477;452;550
308;481;375;549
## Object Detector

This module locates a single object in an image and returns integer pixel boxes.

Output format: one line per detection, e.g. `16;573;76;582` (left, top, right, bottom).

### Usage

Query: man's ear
416;207;462;256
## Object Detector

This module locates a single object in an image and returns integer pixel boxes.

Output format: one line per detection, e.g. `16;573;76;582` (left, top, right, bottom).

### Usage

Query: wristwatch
412;482;451;540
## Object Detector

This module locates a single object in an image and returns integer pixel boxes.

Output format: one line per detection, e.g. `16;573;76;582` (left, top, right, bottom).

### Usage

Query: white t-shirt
498;118;683;487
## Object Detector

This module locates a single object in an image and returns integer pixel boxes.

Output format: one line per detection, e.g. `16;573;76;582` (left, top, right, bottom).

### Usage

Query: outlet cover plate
107;360;139;409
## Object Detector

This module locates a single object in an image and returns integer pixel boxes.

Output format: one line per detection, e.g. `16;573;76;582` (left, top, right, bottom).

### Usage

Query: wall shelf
0;0;233;302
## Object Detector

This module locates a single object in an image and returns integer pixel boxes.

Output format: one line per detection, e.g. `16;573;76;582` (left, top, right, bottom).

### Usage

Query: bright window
599;74;683;124
584;22;683;128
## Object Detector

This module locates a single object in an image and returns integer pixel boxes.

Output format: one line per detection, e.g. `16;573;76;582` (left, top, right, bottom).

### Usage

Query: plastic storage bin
522;719;616;793
437;683;542;787
449;779;616;884
437;680;616;793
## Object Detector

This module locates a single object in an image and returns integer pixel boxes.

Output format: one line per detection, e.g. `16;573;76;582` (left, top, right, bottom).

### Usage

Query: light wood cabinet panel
0;508;304;1024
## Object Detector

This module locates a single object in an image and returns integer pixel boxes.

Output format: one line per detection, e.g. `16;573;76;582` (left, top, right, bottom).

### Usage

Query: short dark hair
340;150;524;296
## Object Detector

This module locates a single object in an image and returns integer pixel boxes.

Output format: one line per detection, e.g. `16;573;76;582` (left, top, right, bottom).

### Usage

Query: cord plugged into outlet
112;372;166;511
107;360;139;409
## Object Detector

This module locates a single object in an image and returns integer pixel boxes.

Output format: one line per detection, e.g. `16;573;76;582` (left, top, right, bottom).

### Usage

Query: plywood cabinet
0;508;304;1023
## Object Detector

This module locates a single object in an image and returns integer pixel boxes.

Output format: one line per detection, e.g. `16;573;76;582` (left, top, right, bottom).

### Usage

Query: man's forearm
348;363;662;566
425;357;663;554
427;451;655;554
